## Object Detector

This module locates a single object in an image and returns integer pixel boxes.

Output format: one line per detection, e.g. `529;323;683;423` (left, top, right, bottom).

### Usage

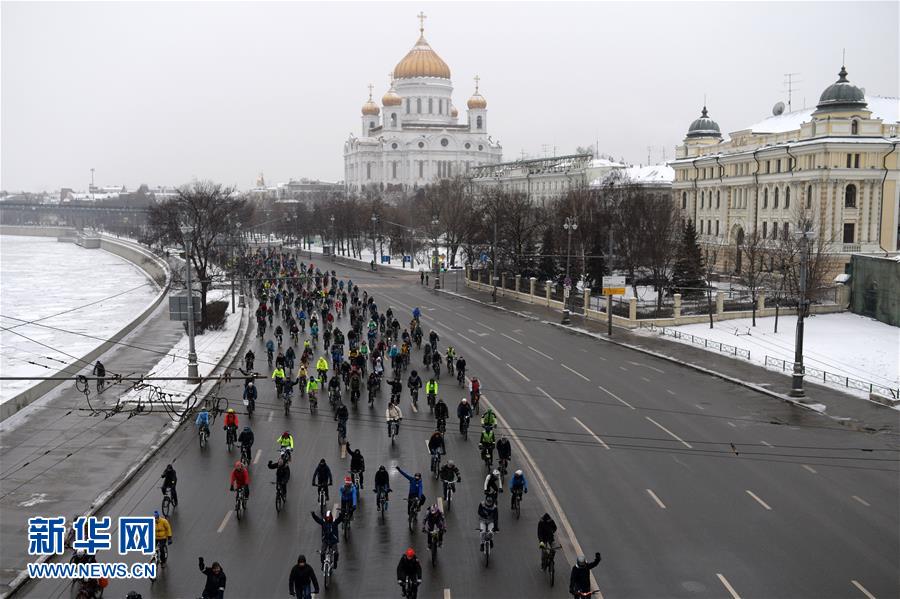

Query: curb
4;301;252;599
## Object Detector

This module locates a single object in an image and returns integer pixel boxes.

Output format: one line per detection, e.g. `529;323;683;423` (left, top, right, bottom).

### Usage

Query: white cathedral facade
343;16;503;194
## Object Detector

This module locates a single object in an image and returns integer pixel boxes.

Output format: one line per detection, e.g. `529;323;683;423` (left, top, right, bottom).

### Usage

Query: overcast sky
2;1;897;192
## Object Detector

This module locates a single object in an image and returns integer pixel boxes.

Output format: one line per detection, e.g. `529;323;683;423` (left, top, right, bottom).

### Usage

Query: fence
641;324;751;359
764;356;899;400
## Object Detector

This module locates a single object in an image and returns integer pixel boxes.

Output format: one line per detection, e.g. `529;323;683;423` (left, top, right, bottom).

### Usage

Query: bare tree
738;229;768;326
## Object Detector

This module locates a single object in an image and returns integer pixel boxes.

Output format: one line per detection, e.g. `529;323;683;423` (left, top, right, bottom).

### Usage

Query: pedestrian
420;271;424;285
198;557;226;598
288;554;319;598
92;360;106;392
425;274;429;286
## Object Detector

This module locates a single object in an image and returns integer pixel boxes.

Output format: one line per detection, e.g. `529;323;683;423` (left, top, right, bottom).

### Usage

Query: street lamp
180;224;201;384
370;214;378;269
236;223;245;308
562;216;578;324
330;214;336;256
789;229;816;398
431;214;441;289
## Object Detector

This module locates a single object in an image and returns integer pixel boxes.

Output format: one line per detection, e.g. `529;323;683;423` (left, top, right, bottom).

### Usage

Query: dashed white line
851;580;876;599
727;422;736;428
646;365;665;374
475;321;496;331
436;321;450;328
645;417;692;448
481;346;501;360
267;410;273;422
598;384;635;410
646;489;667;509
851;495;871;507
444;589;452;599
561;363;590;381
455;312;473;321
253;449;262;465
745;489;772;511
618;365;628;371
666;389;676;395
597;355;607;361
217;511;233;533
458;333;475;344
572;417;610;449
507;363;531;382
760;440;773;447
437;497;444;513
801;464;817;474
641;376;650;383
695;404;706;411
528;346;554;360
716;573;742;599
536;386;566;410
501;333;523;345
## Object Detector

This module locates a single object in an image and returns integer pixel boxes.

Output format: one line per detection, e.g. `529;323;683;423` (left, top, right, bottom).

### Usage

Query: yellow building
670;66;899;274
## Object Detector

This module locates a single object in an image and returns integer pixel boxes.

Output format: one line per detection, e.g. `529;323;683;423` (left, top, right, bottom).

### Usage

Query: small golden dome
467;75;487;109
450;105;458;117
382;78;402;107
361;84;380;115
393;21;450;80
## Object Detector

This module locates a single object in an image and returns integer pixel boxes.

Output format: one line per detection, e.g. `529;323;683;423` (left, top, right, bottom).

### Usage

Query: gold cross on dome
388;72;394;86
417;11;427;33
367;83;374;100
474;75;480;92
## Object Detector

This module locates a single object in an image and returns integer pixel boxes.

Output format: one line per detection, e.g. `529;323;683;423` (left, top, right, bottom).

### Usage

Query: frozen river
0;235;158;404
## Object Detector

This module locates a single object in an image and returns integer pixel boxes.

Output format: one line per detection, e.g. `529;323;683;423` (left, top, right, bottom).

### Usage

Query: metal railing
764;356;898;399
642;324;751;359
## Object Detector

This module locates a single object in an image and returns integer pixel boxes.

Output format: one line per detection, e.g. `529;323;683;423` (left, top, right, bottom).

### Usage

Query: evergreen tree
538;224;557;281
586;233;607;289
672;220;705;298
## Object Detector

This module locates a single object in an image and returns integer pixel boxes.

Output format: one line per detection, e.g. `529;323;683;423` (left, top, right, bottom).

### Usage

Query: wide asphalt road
19;261;899;599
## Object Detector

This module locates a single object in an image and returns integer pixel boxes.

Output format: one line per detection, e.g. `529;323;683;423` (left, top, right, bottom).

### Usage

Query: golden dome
467;75;487;109
382;77;402;107
450;105;458;117
393;20;450;80
361;84;380;115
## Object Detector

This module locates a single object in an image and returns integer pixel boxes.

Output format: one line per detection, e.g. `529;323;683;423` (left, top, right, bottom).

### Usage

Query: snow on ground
0;236;159;404
639;312;899;399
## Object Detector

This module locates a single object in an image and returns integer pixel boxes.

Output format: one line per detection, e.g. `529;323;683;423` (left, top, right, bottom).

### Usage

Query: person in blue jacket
509;470;528;508
396;466;425;510
195;409;210;435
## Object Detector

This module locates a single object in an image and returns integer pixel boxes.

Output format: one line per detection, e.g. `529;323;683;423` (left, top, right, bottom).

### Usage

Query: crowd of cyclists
145;246;600;599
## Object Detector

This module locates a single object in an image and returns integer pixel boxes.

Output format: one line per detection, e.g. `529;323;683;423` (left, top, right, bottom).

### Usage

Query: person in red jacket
230;461;250;499
223;408;239;431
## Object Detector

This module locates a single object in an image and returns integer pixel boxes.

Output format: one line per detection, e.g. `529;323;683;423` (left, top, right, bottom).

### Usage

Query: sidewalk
0;291;250;595
439;283;900;437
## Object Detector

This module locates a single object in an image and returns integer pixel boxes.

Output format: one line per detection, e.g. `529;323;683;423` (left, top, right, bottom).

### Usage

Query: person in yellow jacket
154;510;172;565
315;356;329;383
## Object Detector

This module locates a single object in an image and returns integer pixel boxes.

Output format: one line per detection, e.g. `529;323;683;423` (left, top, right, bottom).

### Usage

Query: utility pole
790;230;814;397
180;225;200;384
432;214;441;290
562;216;577;324
491;216;498;302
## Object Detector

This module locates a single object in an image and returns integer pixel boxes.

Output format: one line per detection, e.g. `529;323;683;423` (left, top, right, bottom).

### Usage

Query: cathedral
343;14;503;195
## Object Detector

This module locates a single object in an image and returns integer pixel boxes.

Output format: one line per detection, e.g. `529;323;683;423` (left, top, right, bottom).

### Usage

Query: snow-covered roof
590;158;627;169
746;95;899;134
589;164;673;188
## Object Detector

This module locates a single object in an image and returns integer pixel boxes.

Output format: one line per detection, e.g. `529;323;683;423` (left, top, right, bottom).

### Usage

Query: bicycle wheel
161;495;172;518
431;538;438;567
548;554;555;587
276;488;285;513
515;496;521;520
235;494;243;521
484;541;490;567
323;560;331;590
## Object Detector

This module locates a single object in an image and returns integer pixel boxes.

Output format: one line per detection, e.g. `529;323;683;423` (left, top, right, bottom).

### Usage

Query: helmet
515;469;523;476
461;398;468;404
447;460;454;467
576;555;587;567
282;431;290;437
344;476;352;485
153;510;160;518
227;408;235;414
414;472;422;479
235;461;244;470
247;381;254;387
411;370;418;376
492;469;500;477
430;504;441;515
485;496;495;507
243;426;251;432
325;510;333;522
319;458;326;465
378;465;386;471
405;548;416;559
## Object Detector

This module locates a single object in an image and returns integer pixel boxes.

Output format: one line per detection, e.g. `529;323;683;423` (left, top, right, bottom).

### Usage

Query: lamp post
562;216;578;324
789;229;815;397
236;223;245;308
330;214;336;256
180;224;201;384
370;214;378;269
431;214;441;289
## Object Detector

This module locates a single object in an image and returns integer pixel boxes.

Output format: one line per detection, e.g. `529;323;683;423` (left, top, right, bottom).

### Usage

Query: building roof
686;106;723;139
815;65;868;113
590;164;673;187
747;95;899;134
393;30;450;79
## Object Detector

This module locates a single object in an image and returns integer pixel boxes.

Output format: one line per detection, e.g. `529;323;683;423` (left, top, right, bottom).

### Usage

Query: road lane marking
572;417;609;449
501;333;523;344
851;495;871;507
217;511;233;533
410;401;418;413
481;346;501;360
561;363;590;381
801;465;817;474
267;410;273;422
436;321;450;328
507;363;531;382
455;312;473;321
341;443;347;459
598;385;635;410
695;404;706;410
727;422;736;428
645;417;692;448
437;497;444;512
746;490;772;510
475;321;496;331
253;449;262;465
666;389;676;395
458;333;475;344
597;355;607;361
851;580;876;599
716;573;741;599
468;329;489;337
618;366;628;371
536;386;566;410
760;440;773;447
528;346;554;360
444;589;452;599
646;489;667;509
641;376;650;383
646;365;665;374
512;329;525;335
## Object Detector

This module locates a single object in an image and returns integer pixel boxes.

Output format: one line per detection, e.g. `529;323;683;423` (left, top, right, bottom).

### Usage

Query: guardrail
764;356;899;400
641;323;751;359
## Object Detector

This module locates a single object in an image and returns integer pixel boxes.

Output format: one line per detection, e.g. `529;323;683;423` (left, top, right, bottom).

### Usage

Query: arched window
417;98;422;113
763;188;768;208
771;221;778;239
428;98;433;113
851;120;859;135
390;113;397;127
369;121;375;130
701;191;705;209
774;187;779;208
845;184;857;208
785;187;791;209
406;98;410;114
716;191;720;209
806;185;813;209
682;192;687;209
762;222;768;238
476;115;483;129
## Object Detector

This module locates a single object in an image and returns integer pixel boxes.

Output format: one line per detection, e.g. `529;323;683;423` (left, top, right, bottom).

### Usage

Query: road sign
480;252;489;264
564;288;570;299
564;276;572;289
601;275;626;296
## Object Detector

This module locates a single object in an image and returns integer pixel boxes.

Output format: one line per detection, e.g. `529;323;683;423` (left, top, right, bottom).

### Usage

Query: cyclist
285;345;296;371
316;356;329;383
328;374;342;405
469;376;482;404
348;367;362;401
289;322;300;346
266;339;275;366
223;408;239;442
509;470;528;506
425;377;438;407
312;458;333;501
229;460;250;500
306;375;319;403
243;381;258;412
275;324;284;346
407;370;422;403
373;465;391;499
277;431;295;462
412;306;421;322
238;426;254;463
272;365;286;397
481;407;497;431
477;495;499;551
388;376;403;403
396;466;425;510
345;443;365;489
334;402;349;436
195;408;211;437
422;504;446;546
538;512;558;547
438;460;461;495
267;456;291;499
244;349;255;372
455;355;466;381
428;330;439;350
386;401;403;436
434;397;449;430
497;436;512;470
457;398;472;433
310;510;345;570
445;346;456;373
569;553;602;597
153;510;172;565
423;343;432;367
479;427;496;463
160;464;178;507
288;554;320;599
197;558;226;599
338;476;358;520
484;469;502;502
396;548;422;594
427;430;445;462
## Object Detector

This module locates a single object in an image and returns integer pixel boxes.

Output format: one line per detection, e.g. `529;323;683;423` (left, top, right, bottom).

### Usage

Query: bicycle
430;451;442;479
225;426;237;452
283;390;292;415
511;487;523;519
388;418;400;444
341;505;353;541
376;487;389;522
498;457;509;482
337;419;347;445
161;487;175;517
274;480;287;513
460;414;470;440
410;387;419;408
198;425;209;449
427;392;436;411
406;497;421;532
481;446;493;470
479;526;496;567
351;469;363;491
400;575;419;599
457;368;465;387
244;396;255;418
308;391;318;414
540;542;561;587
441;479;457;511
240;444;252;467
317;484;329;516
446;355;454;376
432;360;441;378
436;417;446;434
472;391;481;415
320;545;336;590
427;528;441;567
234;486;247;521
